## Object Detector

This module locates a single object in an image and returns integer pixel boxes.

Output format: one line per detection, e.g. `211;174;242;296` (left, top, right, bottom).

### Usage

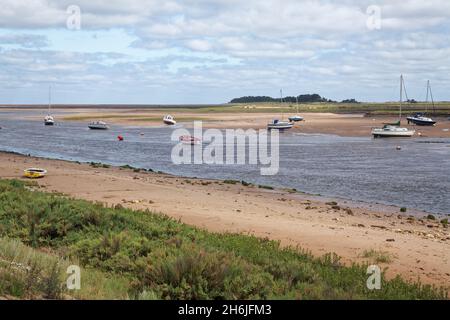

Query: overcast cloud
0;0;449;104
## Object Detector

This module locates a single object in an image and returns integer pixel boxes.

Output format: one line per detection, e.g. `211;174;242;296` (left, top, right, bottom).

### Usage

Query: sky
0;0;449;104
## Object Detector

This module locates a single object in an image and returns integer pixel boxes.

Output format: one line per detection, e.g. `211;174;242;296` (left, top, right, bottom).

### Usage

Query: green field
195;102;450;115
0;179;446;300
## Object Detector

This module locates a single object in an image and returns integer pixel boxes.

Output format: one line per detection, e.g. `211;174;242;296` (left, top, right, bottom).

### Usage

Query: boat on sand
372;75;415;138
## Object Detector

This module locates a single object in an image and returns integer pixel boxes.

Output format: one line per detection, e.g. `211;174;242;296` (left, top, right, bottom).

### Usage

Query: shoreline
0;151;449;288
1;149;447;218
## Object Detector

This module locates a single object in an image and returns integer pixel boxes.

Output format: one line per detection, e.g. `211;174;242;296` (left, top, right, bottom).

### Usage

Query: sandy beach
1;151;448;288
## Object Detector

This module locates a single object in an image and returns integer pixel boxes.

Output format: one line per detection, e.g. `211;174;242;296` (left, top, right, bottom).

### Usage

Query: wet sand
22;108;450;138
68;109;450;138
1;152;449;288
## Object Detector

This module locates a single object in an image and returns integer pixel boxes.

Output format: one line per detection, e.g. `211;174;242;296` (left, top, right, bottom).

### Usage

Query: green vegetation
400;207;407;213
258;185;274;190
90;162;110;169
0;179;446;300
230;94;334;104
223;180;239;185
59;102;450;119
426;214;436;220
441;219;448;227
361;250;395;264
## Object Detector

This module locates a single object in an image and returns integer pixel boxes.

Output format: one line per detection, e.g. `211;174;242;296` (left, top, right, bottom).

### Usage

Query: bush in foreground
0;179;446;300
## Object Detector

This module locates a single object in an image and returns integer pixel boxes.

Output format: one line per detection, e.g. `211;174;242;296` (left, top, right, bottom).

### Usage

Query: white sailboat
44;86;55;126
372;75;415;138
268;89;293;130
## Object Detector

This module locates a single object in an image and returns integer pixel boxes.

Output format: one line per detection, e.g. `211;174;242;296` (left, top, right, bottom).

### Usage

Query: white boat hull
267;123;294;130
372;128;415;138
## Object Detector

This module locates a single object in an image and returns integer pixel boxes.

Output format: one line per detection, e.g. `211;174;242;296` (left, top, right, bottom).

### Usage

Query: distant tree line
230;94;359;104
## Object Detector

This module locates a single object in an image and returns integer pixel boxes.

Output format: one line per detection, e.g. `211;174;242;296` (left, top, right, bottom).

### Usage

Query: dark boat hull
407;118;436;126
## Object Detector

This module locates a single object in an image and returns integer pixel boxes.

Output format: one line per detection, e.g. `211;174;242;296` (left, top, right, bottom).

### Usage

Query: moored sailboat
407;81;437;126
372;75;415;138
44;86;55;126
268;89;294;130
289;96;304;122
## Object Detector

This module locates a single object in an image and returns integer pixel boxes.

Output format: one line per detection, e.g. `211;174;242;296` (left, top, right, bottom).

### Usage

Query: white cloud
0;0;450;103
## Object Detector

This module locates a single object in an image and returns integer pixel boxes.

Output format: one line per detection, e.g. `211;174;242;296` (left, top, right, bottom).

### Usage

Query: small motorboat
163;115;177;125
88;121;109;130
372;125;415;138
407;113;436;126
288;115;304;122
267;119;293;130
44;115;55;126
179;135;201;145
24;168;47;179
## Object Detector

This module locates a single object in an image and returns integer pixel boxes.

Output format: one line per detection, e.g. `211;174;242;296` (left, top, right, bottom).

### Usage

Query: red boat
179;135;201;145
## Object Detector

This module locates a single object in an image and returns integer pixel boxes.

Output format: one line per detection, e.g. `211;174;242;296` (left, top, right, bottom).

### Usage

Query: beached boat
163;115;177;125
288;115;304;122
407;81;437;126
44;86;55;126
88;121;109;130
24;168;47;179
268;89;294;130
289;96;304;122
179;135;201;145
372;75;415;138
372;125;415;138
268;119;294;130
407;113;436;126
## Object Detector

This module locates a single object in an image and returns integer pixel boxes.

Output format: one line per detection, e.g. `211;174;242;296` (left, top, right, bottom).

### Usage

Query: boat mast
280;89;284;120
399;75;403;121
427;80;436;115
296;95;299;114
48;85;51;115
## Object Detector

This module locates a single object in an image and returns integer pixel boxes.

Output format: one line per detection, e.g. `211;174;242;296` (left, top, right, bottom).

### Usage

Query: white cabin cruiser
88;121;109;130
163;115;177;125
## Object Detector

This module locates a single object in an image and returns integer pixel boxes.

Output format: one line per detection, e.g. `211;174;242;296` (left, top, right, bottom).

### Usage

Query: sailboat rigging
267;89;294;130
372;75;415;138
44;86;55;126
407;80;437;126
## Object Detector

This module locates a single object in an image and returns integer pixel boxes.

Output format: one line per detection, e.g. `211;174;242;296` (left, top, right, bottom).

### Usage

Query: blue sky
0;0;449;104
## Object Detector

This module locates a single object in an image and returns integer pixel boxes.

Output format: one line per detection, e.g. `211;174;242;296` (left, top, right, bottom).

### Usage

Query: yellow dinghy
24;168;47;179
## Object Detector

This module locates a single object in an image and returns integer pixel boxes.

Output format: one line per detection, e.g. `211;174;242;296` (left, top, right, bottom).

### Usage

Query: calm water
0;115;449;215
